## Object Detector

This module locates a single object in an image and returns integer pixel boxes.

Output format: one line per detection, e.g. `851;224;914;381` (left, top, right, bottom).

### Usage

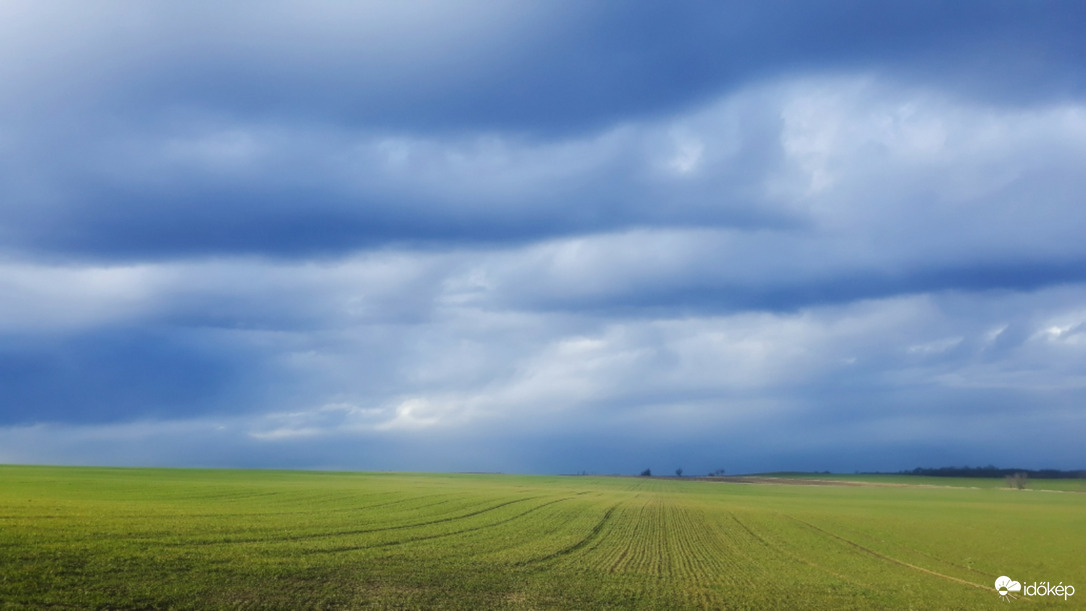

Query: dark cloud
8;2;1083;133
2;3;1086;472
1;2;1083;261
0;327;244;425
511;257;1086;316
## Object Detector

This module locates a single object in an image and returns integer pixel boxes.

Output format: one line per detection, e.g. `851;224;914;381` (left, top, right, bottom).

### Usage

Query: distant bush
640;469;652;477
1006;472;1028;489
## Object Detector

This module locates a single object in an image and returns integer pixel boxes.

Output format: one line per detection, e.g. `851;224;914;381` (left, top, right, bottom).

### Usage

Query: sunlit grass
1;466;1082;609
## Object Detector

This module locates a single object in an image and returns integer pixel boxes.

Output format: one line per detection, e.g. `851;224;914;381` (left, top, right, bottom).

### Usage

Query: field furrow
1;467;1081;609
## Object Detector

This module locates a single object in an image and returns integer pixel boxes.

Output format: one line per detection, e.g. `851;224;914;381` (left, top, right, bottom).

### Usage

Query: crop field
1;466;1082;609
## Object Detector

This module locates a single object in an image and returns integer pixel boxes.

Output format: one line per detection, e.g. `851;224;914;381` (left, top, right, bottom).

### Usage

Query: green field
1;466;1082;609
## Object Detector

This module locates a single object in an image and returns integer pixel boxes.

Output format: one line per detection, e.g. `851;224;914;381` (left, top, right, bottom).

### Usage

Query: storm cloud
2;2;1085;474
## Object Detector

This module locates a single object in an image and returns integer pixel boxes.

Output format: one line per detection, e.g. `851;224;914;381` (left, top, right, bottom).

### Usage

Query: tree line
899;466;1085;479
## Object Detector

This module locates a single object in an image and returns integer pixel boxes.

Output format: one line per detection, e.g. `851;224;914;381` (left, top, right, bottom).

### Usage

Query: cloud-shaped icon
995;576;1022;596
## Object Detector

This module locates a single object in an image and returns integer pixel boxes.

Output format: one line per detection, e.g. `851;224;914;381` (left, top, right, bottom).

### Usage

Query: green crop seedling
0;466;1081;609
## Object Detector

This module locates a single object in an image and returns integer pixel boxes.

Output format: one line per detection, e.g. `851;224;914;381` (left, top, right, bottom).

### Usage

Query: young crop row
1;467;1083;609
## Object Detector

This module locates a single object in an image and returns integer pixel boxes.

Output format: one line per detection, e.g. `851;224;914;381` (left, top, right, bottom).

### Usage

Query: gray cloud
2;3;1085;472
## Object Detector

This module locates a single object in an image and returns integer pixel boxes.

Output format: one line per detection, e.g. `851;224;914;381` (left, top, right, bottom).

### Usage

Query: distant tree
1007;472;1028;490
709;469;726;477
640;468;652;477
675;468;683;477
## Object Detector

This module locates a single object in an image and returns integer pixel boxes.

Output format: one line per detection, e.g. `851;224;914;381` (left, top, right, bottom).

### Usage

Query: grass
1;465;1083;609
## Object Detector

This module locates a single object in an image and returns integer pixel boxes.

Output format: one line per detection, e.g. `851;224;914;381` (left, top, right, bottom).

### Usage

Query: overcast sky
2;2;1086;474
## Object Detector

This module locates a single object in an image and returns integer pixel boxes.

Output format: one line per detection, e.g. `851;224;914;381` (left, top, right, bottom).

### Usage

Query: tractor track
311;496;574;554
514;503;619;567
786;515;996;594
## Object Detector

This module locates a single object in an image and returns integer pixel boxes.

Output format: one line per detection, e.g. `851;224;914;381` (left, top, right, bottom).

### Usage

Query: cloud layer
2;3;1086;473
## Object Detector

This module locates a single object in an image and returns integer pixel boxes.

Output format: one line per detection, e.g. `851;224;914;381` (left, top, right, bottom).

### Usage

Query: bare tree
675;468;683;477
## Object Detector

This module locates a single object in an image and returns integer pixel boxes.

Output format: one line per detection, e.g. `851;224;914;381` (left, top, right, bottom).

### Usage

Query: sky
2;1;1086;475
